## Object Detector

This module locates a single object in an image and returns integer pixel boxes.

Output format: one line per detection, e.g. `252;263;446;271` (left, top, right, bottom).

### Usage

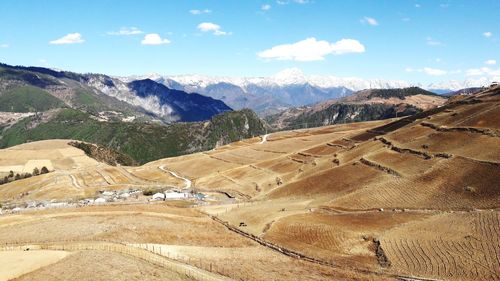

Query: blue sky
0;0;498;83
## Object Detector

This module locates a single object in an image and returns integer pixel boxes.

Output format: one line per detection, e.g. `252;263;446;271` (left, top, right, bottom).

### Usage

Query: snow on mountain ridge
119;71;416;91
117;68;496;93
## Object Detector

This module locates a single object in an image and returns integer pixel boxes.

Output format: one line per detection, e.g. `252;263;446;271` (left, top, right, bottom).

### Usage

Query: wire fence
0;239;232;281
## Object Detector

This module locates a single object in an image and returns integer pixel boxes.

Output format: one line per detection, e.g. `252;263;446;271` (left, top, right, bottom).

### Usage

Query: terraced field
381;212;500;280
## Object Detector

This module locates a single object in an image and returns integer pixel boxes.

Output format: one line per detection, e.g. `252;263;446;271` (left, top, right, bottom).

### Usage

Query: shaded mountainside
266;87;447;130
266;103;420;131
0;108;265;164
339;87;446;110
128;79;231;122
0;62;231;122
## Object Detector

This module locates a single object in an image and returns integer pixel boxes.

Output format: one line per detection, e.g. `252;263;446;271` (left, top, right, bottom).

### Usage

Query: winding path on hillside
259;134;269;144
68;174;83;190
159;165;192;189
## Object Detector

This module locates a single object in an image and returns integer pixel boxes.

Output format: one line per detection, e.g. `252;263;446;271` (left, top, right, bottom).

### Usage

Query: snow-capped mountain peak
271;68;307;85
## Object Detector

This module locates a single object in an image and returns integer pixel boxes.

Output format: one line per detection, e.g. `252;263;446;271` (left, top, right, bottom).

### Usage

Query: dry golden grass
381;211;500;281
0;205;250;247
0;250;70;281
12;250;192;281
264;211;432;270
131;243;392;281
332;155;498;209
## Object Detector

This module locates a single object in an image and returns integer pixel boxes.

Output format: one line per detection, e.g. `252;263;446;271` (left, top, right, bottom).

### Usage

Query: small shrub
143;188;163;196
40;166;49;174
33;167;40;176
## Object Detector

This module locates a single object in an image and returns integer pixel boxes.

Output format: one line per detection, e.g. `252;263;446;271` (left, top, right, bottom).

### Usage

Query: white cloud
257;37;365;61
190;9;211;15
483;31;492;38
330;39;366;54
466;67;500;76
107;27;143;36
276;0;309;4
0;43;8;48
361;16;378;26
49;33;84;44
426;37;442;46
485;59;496;65
261;4;271;11
415;4;421;8
141;33;170;45
197;22;230;36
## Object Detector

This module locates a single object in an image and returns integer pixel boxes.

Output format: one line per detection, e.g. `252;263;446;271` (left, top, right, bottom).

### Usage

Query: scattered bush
40;166;49;174
142;188;163;196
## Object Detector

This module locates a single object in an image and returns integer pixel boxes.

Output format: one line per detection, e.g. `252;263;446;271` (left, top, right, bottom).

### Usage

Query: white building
164;191;190;200
94;198;107;204
119;193;130;199
152;193;166;200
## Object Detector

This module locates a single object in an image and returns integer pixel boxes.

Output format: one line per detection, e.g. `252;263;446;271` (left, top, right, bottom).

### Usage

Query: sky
0;0;499;83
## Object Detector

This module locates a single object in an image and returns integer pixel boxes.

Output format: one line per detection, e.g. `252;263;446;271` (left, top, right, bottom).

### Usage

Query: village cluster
0;188;209;215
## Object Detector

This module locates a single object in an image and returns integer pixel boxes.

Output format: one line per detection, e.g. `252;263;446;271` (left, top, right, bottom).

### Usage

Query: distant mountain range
123;68;495;115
